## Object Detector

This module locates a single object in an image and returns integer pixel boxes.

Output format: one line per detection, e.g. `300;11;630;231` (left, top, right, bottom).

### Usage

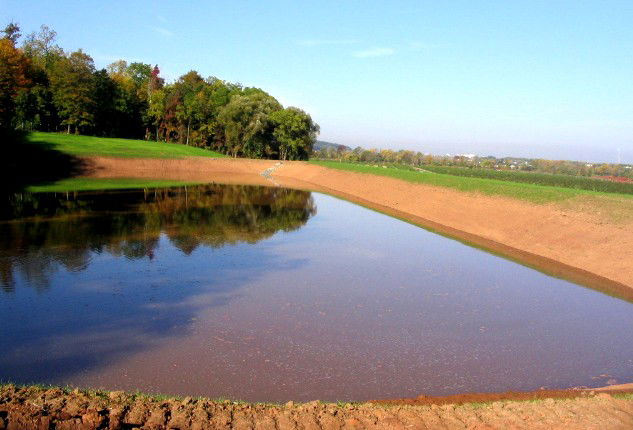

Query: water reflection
0;184;315;385
1;185;632;402
0;185;316;292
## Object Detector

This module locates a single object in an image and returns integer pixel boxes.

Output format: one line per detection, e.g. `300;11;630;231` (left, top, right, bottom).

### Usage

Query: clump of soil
1;384;632;429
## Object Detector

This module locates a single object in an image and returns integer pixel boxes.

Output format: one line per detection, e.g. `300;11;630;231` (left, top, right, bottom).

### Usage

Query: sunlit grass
27;178;198;193
27;131;226;159
311;160;633;204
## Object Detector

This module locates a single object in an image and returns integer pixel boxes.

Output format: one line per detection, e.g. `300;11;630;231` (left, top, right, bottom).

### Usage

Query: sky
3;0;633;163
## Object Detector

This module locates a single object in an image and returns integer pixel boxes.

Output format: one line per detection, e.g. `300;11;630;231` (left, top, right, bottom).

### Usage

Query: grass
26;177;198;193
422;165;633;195
0;382;277;407
2;382;631;410
310;160;633;204
27;131;226;159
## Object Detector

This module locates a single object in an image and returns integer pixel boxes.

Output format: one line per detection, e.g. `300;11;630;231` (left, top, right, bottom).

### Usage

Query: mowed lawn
310;160;633;205
27;132;226;159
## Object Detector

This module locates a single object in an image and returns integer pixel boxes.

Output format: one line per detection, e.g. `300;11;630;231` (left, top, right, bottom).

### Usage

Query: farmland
309;160;633;204
421;165;633;195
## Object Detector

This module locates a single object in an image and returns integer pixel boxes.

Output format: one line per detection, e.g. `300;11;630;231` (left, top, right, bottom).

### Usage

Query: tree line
313;146;633;179
0;23;319;160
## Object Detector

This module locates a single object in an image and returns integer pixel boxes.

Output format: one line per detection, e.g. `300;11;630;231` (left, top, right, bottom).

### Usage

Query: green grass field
422;165;633;195
26;178;198;193
310;160;633;204
27;132;226;159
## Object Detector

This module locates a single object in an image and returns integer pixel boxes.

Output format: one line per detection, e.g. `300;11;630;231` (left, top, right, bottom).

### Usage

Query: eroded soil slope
1;385;632;430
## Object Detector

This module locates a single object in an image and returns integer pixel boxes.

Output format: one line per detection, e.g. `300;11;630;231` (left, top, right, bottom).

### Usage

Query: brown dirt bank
84;157;633;299
2;385;632;430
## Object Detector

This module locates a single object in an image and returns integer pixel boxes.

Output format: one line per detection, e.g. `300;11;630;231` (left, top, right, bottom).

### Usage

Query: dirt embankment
2;385;633;430
85;157;633;298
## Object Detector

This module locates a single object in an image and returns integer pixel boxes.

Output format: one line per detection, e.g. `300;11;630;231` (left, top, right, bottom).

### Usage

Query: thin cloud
352;47;394;58
297;39;359;47
149;26;174;37
408;41;446;51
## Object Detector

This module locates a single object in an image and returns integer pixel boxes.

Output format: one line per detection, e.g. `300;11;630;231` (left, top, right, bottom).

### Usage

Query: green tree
270;107;319;160
174;70;204;145
218;90;282;157
1;22;21;43
49;50;96;134
19;25;62;131
148;86;167;141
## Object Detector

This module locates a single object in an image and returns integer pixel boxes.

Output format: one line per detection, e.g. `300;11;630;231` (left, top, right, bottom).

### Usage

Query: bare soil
85;157;633;298
1;385;632;430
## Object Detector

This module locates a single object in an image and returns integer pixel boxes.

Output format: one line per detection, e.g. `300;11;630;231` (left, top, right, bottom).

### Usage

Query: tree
270;107;319;160
148;86;167;141
18;25;62;131
49;50;96;133
218;90;282;157
105;60;150;138
22;25;62;71
92;69;119;136
0;33;31;130
1;22;21;43
174;70;204;145
190;77;232;147
2;22;319;160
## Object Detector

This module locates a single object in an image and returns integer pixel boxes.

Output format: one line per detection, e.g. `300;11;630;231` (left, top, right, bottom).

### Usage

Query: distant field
422;165;633;195
26;178;197;193
310;161;633;203
27;132;226;159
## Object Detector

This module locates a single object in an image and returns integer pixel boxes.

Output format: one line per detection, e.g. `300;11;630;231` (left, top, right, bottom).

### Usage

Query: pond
1;184;632;402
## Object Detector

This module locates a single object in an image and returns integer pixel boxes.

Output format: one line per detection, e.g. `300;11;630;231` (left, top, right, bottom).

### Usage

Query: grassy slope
310;161;633;204
21;132;224;192
26;178;196;193
28;132;226;159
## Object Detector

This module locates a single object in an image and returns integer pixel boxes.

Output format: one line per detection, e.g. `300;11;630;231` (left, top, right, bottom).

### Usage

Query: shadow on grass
0;130;90;193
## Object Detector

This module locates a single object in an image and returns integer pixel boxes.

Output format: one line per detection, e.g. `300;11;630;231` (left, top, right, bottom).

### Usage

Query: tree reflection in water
0;184;316;292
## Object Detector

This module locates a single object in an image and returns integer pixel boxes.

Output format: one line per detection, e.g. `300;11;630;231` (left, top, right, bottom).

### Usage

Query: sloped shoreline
1;385;632;429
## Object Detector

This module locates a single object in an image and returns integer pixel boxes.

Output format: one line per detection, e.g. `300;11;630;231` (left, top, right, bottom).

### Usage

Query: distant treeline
0;23;318;160
313;146;633;179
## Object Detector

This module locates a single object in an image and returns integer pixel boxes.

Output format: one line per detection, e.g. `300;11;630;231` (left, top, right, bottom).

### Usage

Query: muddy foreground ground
2;385;633;429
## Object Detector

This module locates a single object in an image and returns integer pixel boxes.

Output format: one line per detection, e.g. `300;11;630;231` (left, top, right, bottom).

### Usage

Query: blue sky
3;1;632;162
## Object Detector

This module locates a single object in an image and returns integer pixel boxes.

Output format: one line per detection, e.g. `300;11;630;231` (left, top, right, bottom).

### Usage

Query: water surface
1;184;632;402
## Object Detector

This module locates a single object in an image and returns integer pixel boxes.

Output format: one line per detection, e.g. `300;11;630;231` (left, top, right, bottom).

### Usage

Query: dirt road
86;157;633;298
